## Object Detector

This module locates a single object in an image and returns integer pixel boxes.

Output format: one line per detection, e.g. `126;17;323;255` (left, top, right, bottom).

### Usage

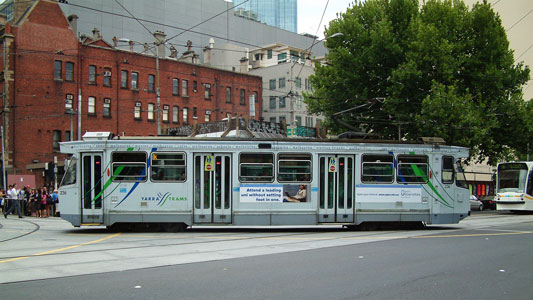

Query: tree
307;0;530;164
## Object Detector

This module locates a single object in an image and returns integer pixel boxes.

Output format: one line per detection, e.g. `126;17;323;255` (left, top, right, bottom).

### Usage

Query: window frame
87;96;96;115
54;60;62;80
131;71;139;90
442;156;455;184
111;152;147;182
150;152;186;182
103;98;111;117
361;154;395;183
147;103;155;121
88;65;97;84
121;70;128;88
239;153;274;183
277;153;312;182
397;155;429;184
65;62;74;81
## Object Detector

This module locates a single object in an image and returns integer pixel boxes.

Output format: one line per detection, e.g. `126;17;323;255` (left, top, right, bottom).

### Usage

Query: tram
58;132;471;230
495;161;533;211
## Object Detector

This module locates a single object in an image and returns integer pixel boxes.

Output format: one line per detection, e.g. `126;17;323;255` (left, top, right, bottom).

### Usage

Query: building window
173;78;179;95
306;116;313;127
162;105;169;122
53;130;61;150
103;68;111;86
279;96;286;108
279;115;286;124
193;107;197;119
65;62;74;81
279;77;286;88
267;49;273;59
121;70;128;88
277;52;287;63
148;74;155;92
54;60;62;80
65;131;71;142
269;79;276;90
295;77;302;89
88;65;96;84
193;80;197;92
183;107;188;124
226;87;231;103
134;102;141;119
173;106;179;123
132;72;138;90
295;116;302;126
148;103;155;120
204;83;211;99
182;79;188;96
103;98;111;117
205;110;211;122
269;117;276;123
88;96;96;115
269;96;277;109
240;89;245;105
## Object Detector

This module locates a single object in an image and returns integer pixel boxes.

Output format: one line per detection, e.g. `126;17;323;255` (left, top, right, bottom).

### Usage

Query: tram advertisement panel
240;184;309;203
356;185;422;203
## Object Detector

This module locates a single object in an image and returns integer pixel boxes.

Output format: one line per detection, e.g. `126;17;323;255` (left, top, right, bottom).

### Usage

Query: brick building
0;0;263;188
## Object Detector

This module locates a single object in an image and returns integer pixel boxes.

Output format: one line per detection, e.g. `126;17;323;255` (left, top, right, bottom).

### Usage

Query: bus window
442;156;455;184
112;152;147;182
397;155;428;183
151;152;186;182
278;153;311;182
239;153;274;182
60;156;77;186
498;163;528;193
361;154;394;183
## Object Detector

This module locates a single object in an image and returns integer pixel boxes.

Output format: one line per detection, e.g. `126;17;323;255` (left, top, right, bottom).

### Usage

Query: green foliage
306;0;530;164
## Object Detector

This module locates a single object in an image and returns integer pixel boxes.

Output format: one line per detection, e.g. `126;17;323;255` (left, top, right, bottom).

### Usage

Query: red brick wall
4;0;263;187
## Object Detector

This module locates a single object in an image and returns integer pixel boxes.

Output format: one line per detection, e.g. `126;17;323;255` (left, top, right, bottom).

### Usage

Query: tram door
193;153;232;224
81;153;104;224
318;155;355;223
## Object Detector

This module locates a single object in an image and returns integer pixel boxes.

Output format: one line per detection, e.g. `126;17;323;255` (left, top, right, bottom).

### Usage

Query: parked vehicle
480;195;497;210
470;195;483;211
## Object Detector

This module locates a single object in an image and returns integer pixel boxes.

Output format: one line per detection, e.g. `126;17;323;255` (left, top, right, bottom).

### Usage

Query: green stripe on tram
91;147;133;204
410;164;452;207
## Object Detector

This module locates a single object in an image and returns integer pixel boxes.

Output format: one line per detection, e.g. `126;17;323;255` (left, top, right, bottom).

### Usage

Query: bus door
318;155;354;223
81;153;104;224
193;153;232;224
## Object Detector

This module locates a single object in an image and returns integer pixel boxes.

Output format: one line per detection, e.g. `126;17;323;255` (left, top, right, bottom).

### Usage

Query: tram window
60;157;77;186
278;153;312;182
442;156;455;184
239;153;274;182
151;152;186;182
397;155;428;183
361;154;394;183
112;152;147;181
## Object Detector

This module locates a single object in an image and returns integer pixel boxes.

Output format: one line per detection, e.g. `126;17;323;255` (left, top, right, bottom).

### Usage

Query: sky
298;0;354;39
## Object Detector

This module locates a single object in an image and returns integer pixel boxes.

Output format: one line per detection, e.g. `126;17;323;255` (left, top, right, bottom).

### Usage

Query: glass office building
234;0;297;33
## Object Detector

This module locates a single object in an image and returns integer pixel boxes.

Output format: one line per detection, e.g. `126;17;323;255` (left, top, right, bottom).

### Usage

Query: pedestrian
0;188;5;214
51;189;58;217
40;187;48;218
4;183;23;218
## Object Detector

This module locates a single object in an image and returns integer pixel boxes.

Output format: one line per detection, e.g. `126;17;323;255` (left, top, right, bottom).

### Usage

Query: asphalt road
1;211;533;299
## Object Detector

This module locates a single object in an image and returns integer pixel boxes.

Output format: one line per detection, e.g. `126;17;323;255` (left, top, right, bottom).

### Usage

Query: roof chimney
67;15;78;36
92;28;101;40
240;57;249;73
153;31;166;58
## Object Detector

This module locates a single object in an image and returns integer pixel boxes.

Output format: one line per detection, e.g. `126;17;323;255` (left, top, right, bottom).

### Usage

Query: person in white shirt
4;183;23;218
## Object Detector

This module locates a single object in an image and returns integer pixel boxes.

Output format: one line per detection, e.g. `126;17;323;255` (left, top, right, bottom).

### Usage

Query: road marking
0;232;122;264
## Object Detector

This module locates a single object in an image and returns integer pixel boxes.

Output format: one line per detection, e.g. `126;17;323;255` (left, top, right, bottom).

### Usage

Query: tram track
0;219;40;243
0;227;443;262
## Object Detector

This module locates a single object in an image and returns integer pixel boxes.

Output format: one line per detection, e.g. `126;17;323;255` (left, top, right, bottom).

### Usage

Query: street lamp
119;35;163;135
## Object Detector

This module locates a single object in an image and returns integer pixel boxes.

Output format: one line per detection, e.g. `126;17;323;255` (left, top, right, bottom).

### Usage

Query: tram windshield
60;156;77;187
498;163;528;193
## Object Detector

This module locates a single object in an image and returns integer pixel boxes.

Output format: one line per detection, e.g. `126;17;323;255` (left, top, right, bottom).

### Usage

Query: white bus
495;161;533;211
58;132;471;231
